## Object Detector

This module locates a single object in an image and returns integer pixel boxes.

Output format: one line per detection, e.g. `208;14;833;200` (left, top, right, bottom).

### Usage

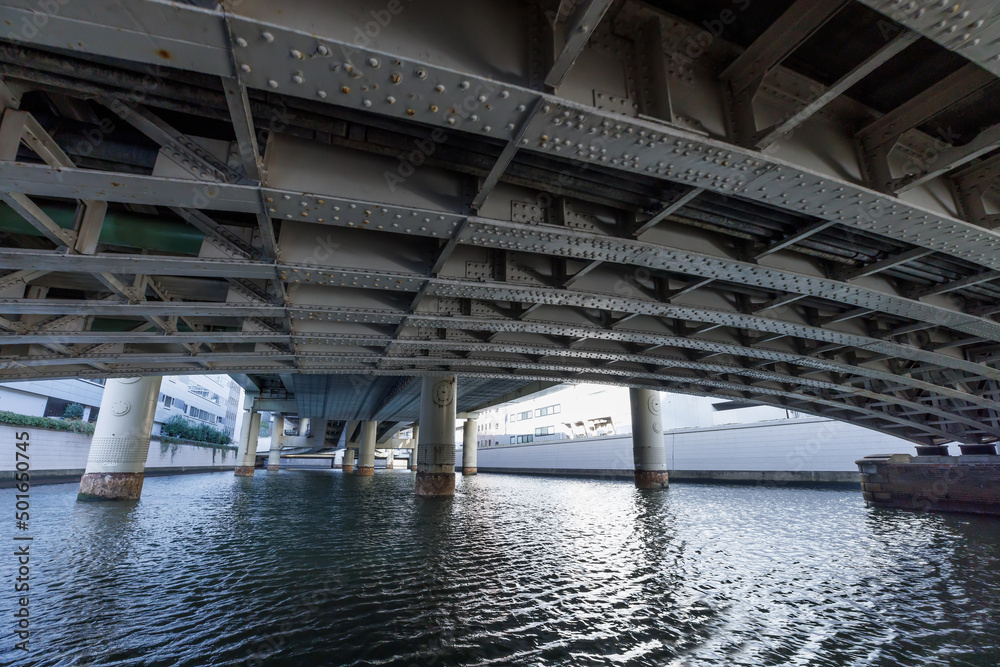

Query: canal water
2;470;999;666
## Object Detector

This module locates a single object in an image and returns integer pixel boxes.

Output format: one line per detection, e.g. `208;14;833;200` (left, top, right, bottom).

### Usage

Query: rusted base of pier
342;463;354;473
266;465;280;471
415;472;455;496
462;467;477;475
234;466;255;477
858;453;1000;516
356;466;374;476
77;472;145;501
634;470;669;489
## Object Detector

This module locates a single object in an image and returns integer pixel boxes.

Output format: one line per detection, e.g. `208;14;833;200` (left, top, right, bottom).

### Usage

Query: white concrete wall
470;417;923;473
0;386;48;417
1;379;105;410
0;424;238;479
278;457;331;469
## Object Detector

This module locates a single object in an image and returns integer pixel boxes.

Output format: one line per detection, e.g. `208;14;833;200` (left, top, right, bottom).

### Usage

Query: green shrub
63;403;84;420
0;411;94;436
160;414;231;445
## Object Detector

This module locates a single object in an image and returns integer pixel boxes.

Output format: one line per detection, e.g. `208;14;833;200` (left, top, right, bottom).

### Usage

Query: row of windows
510;435;534;444
534;426;555;436
188;386;221;404
510;404;561;422
159;394;187;412
160;394;223;423
188;406;224;424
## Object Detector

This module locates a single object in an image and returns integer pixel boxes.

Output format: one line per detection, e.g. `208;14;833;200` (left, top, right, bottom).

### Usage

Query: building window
534;404;561;418
188;406;214;422
188;386;220;404
515;435;534;444
534;426;555;436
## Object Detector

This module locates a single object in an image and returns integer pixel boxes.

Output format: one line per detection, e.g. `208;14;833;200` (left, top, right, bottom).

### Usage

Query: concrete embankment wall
279;457;331;469
0;424;238;483
464;418;911;484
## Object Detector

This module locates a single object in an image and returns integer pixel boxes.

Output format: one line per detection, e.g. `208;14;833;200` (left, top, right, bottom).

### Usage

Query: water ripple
2;472;999;666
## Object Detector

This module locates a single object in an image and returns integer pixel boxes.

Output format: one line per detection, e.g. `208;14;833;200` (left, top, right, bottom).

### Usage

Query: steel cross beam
0;0;997;444
3;0;998;275
754;31;918;149
0;236;994;381
4;160;995;346
545;0;616;89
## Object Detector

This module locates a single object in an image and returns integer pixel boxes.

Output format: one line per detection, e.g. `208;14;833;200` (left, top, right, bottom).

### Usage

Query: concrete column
77;376;162;501
305;419;328;448
410;423;419;471
267;415;284;471
416;376;456;496
340;420;357;472
342;446;356;473
234;411;262;476
357;420;377;476
299;417;310;437
384;446;394;469
462;416;478;475
630;388;668;489
343;421;358;473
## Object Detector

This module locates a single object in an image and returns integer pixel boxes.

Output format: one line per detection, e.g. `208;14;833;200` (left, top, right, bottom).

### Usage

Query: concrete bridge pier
305;419;327;449
357;420;377;476
340;420;358;472
234;410;262;477
416;376;457;496
77;376;163;501
267;415;284;471
342;447;356;473
462;416;478;475
410;423;419;471
630;388;668;490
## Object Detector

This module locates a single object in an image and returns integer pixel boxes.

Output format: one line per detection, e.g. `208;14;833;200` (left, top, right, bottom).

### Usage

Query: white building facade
0;374;245;442
472;384;805;448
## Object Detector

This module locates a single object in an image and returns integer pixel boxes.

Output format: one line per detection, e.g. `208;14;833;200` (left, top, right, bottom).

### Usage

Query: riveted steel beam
5;1;999;278
857;0;1000;78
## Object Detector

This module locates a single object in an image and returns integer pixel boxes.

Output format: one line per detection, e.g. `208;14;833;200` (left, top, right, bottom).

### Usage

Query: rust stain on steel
633;470;669;489
234;466;255;477
415;472;455;496
77;472;145;501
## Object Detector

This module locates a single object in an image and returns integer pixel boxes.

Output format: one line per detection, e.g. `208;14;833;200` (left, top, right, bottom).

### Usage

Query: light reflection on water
2;470;999;666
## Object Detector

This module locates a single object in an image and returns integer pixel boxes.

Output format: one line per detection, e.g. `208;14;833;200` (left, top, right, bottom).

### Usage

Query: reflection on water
2;471;999;666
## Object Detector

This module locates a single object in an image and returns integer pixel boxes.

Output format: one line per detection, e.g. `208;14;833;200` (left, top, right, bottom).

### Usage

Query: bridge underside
1;0;999;446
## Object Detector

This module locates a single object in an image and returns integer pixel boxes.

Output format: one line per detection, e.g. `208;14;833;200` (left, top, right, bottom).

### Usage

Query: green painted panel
0;202;204;255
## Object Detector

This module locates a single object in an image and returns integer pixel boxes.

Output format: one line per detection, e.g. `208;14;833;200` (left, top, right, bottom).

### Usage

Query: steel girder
0;0;998;444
